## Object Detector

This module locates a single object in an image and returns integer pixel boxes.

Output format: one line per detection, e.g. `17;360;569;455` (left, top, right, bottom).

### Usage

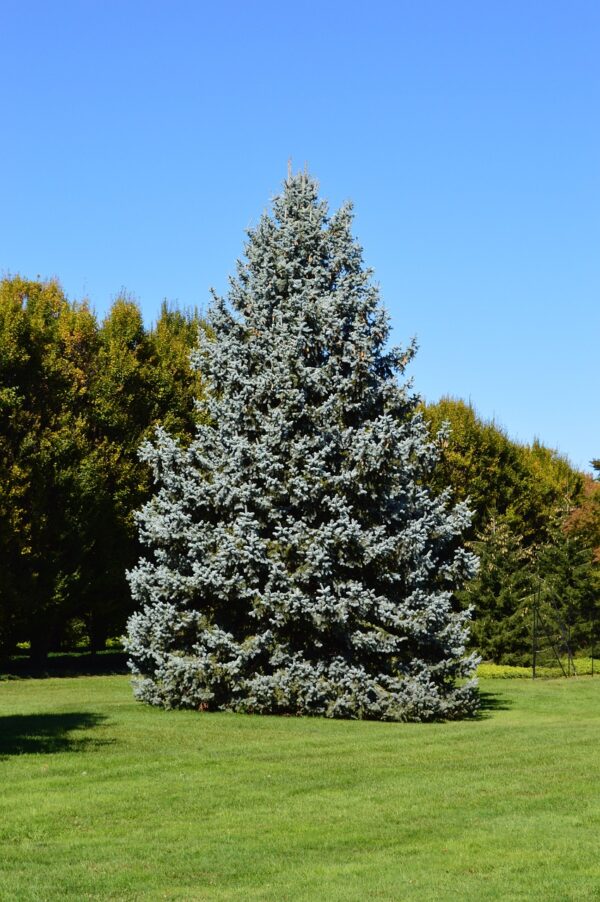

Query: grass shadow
0;712;112;758
474;689;513;720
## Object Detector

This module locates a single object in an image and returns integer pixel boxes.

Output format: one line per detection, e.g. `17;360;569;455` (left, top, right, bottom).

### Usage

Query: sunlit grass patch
1;674;599;900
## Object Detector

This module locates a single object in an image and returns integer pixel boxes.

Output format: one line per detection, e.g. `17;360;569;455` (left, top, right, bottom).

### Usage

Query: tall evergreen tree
126;173;479;721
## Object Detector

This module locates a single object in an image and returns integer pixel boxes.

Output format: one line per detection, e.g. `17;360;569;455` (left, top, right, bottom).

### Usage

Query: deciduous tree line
0;277;204;661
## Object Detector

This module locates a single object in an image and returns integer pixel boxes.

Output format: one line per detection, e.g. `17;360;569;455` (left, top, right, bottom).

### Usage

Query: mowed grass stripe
1;676;599;901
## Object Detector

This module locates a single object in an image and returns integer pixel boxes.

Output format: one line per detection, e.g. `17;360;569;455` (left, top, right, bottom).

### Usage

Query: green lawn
1;675;599;901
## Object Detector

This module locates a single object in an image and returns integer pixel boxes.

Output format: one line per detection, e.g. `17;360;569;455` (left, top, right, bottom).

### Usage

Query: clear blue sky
1;0;598;472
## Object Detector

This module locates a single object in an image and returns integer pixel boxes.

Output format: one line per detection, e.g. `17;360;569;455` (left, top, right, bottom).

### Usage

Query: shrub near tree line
125;172;480;721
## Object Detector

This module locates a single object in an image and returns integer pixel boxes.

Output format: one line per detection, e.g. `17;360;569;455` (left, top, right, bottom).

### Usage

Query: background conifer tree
461;517;535;665
126;172;479;721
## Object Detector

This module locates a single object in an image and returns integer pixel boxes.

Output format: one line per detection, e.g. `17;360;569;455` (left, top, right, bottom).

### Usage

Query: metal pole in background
532;600;537;680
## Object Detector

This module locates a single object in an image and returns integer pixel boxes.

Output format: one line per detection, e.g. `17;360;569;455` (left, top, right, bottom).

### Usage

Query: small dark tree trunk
29;633;50;666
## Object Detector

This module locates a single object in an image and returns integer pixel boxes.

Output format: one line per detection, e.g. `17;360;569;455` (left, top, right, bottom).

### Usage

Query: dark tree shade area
0;277;205;662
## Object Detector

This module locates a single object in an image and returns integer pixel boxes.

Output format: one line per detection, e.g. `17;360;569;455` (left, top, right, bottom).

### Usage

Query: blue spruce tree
125;172;479;721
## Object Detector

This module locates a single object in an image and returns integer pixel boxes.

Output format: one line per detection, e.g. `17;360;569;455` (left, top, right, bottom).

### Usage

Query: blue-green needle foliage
126;173;479;721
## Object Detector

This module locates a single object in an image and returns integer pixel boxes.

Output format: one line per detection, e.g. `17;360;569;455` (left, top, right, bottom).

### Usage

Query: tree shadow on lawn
474;689;513;719
0;712;112;758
